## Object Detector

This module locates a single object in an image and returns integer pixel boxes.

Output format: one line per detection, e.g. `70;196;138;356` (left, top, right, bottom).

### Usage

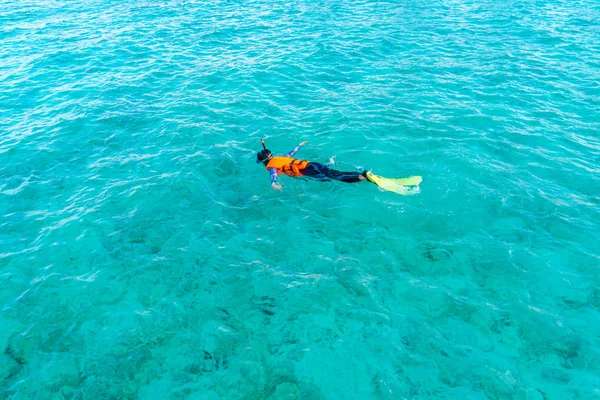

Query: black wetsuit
301;162;363;183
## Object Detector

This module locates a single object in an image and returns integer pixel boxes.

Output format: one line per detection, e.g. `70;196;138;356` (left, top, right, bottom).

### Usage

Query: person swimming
256;139;370;191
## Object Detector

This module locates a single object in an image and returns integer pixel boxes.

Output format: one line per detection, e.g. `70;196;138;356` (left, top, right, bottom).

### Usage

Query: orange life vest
265;156;310;177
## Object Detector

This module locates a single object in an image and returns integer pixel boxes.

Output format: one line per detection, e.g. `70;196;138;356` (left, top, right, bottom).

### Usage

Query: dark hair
257;149;272;162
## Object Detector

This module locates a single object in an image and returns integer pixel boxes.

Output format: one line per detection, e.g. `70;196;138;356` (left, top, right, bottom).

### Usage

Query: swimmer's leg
308;163;366;183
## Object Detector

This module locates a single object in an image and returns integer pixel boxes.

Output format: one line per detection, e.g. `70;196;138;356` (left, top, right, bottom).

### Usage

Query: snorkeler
256;140;370;191
256;139;423;194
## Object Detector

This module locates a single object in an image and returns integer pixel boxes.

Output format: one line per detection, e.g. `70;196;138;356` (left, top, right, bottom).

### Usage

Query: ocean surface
1;0;600;398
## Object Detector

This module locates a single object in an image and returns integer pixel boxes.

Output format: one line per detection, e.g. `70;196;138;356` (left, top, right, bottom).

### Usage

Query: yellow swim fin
365;171;422;195
389;176;422;186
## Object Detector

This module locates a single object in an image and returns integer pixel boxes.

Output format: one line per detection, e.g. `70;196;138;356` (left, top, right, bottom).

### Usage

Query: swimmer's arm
268;168;282;191
285;141;309;157
268;167;278;183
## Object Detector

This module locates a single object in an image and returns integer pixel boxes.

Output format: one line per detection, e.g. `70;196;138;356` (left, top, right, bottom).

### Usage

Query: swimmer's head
256;139;272;163
256;149;272;163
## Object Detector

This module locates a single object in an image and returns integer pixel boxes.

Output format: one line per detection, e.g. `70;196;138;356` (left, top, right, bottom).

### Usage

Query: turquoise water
1;0;600;398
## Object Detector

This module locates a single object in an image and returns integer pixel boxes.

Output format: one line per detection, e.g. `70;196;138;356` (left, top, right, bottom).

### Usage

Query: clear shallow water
1;0;600;398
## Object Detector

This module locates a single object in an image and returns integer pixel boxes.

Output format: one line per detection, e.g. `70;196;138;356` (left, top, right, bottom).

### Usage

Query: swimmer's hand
300;141;309;146
271;182;283;191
